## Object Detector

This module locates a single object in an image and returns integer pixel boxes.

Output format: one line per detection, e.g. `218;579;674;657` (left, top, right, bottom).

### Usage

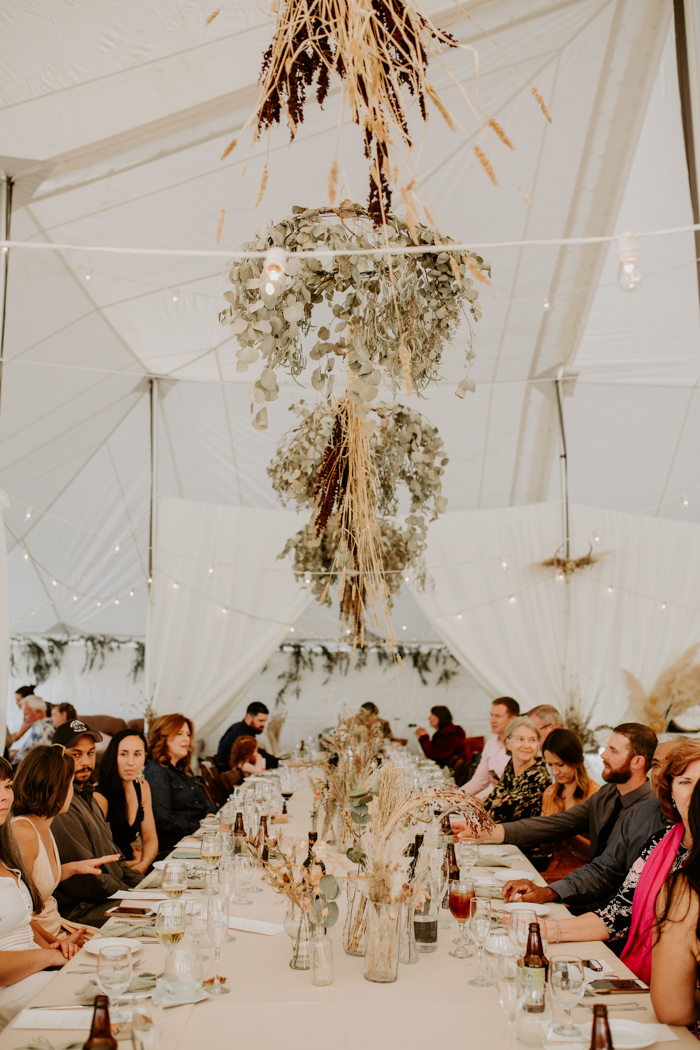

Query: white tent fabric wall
146;497;312;739
0;492;10;747
414;502;700;728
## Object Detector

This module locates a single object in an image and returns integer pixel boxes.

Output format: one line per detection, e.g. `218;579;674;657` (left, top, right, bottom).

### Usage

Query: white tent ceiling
1;0;699;642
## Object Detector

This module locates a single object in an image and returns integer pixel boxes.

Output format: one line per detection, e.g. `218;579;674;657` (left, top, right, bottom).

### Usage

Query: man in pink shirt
460;697;520;800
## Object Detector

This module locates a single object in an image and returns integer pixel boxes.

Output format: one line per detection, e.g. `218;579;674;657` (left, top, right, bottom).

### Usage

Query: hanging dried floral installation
269;397;448;645
219;202;489;430
539;545;598;581
213;1;551;224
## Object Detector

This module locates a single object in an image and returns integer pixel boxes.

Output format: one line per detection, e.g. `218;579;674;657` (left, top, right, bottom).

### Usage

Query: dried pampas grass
623;643;700;733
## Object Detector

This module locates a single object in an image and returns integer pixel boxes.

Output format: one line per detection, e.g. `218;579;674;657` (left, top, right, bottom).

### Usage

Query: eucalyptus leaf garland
219;203;488;430
10;635;145;685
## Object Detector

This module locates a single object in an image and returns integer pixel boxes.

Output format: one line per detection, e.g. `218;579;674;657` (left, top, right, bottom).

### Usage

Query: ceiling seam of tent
653;380;700;518
104;441;149;580
214;346;244;506
158;397;185;500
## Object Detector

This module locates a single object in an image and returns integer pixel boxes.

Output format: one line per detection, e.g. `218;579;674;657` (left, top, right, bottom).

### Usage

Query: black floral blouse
485;757;552;869
597;827;688;946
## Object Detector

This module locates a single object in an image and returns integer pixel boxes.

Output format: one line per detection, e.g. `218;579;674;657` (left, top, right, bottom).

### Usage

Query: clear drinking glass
155;900;186;949
457;838;479;876
484;930;512;982
131;996;163;1050
217;856;238;942
200;831;222;896
498;966;521;1050
468;897;493;986
548;956;585;1037
508;909;537;957
161;861;187;900
515;990;553;1048
96;944;132;1024
231;854;253;904
435;860;451;929
205;895;231;996
185;900;211;961
448;877;475;958
163;944;204;1001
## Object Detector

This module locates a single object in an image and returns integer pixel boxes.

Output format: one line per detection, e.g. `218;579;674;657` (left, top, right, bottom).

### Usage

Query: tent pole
674;0;700;313
149;377;158;583
554;372;570;560
0;177;13;417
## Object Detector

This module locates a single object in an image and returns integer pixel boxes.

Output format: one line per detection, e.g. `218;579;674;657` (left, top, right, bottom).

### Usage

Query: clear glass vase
343;876;368;956
363;901;402;984
400;902;419;965
289;906;312;970
310;926;334;986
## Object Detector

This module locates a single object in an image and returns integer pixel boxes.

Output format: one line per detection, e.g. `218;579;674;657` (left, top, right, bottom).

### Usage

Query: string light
289;626;295;633
501;560;508;571
113;543;120;554
606;586;614;594
1;246;7;254
148;576;152;584
207;566;214;576
129;589;135;597
509;595;516;604
682;496;689;507
72;594;78;602
51;578;57;587
555;572;565;582
172;289;180;302
401;624;407;630
261;247;287;299
221;606;228;614
22;551;29;562
457;613;463;620
404;576;410;584
172;582;179;590
114;597;120;605
660;602;667;610
84;270;92;282
543;297;551;312
96;600;101;607
594;534;601;544
617;233;642;292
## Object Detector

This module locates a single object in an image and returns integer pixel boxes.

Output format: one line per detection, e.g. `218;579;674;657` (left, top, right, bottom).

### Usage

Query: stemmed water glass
497;951;521;1050
431;850;451;930
205;896;230;996
186;899;211;961
508;909;537;958
548;956;585;1038
468;897;493;986
155;900;186;949
200;831;222;896
231;854;254;905
448;877;475;958
456;838;479;876
217;856;238;943
96;944;132;1024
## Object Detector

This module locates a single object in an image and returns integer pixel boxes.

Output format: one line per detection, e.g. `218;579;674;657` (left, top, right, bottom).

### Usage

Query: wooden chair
199;759;228;808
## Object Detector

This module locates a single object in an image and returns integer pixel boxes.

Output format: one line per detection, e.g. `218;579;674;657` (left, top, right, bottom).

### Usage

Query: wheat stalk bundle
623;643;700;733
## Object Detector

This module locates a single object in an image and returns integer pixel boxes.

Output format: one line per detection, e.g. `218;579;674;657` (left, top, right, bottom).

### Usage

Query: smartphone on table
588;978;649;994
104;905;155;917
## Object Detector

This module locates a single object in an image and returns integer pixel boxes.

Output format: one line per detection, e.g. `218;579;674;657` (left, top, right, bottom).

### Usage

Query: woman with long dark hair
0;756;80;1030
651;777;700;1030
144;714;214;857
94;729;158;874
540;728;600;883
414;705;471;768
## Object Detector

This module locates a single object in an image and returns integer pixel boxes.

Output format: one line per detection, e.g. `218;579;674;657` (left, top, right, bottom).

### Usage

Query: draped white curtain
413;502;700;727
147;497;311;739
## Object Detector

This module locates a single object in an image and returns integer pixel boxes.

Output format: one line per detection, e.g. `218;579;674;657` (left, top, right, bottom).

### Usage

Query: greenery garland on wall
10;636;146;686
271;641;461;706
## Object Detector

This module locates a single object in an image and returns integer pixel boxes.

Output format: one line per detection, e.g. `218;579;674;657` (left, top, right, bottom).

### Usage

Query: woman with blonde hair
144;714;214;857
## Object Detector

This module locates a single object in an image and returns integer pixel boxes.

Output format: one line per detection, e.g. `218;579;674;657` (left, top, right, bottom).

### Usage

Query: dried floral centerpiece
219;203;488;430
270;397;447;636
315;711;385;844
623;643;700;733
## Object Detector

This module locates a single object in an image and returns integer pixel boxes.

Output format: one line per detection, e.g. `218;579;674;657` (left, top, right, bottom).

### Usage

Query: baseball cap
52;719;103;747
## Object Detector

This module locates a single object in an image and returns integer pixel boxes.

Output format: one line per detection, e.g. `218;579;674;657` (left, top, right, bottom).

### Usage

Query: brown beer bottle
441;842;460;906
439;814;452;849
522;923;547;1009
303;831;325;871
589;1004;613;1048
83;994;117;1050
232;812;246;855
258;815;270;862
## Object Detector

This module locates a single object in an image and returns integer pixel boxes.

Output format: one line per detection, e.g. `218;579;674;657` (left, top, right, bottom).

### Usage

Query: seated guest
145;714;215;857
539;729;600;883
473;723;657;866
460;697;520;799
0;756;80;1031
94;729;158;875
526;704;563;747
50;720;142;926
359;702;406;744
414;706;471;769
536;738;700;979
50;703;77;730
485;716;551;870
502;737;678;910
651;780;700;1028
10;698;52;764
12;746;94;942
216;702;280;770
5;686;36;752
229;736;266;779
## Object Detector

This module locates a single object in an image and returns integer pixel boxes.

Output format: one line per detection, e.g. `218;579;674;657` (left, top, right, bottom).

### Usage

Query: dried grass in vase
318;710;384;841
623;643;700;733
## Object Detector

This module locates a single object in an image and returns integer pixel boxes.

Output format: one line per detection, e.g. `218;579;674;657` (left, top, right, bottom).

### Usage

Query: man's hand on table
502;878;558;904
452;821;505;844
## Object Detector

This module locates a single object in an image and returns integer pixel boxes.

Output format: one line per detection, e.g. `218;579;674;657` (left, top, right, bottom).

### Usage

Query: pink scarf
620;822;685;985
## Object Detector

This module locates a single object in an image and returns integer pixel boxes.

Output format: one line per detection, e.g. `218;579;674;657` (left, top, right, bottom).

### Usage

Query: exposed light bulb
207;566;214;576
148;576;152;584
221;606;228;614
556;572;565;582
264;281;275;295
96;600;101;607
25;508;33;520
682;496;689;507
22;551;29;562
457;613;463;620
129;590;135;597
172;289;180;302
51;578;57;587
401;624;407;631
1;245;7;254
594;534;601;544
606;586;614;594
262;247;287;298
84;270;92;282
543;297;551;312
404;576;410;584
72;594;78;602
509;595;516;604
346;628;351;635
289;626;295;633
172;582;179;589
113;544;120;554
617;232;642;292
501;560;508;571
114;597;120;605
660;602;667;610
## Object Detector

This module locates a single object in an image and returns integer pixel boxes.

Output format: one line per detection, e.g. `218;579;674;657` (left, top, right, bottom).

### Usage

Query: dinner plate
501;902;551;917
580;1020;657;1048
478;846;510;857
490;869;532;883
85;937;142;955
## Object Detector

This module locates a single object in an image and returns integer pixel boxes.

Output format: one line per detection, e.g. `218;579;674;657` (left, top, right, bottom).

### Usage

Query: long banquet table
1;784;695;1050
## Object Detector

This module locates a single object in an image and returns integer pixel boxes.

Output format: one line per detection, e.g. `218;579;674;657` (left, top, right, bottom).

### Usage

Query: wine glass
185;899;211;961
468;897;493;986
155;900;186;948
457;837;479;876
231;854;254;905
96;944;132;1024
205;896;230;996
548;956;585;1038
498;952;522;1050
161;861;187;899
280;769;294;814
515;989;553;1048
217;856;238;943
200;831;222;896
508;909;537;957
484;930;512;982
448;877;475;958
220;831;233;857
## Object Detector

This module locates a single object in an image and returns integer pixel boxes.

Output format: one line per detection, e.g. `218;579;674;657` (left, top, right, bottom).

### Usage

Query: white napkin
13;1010;91;1030
228;917;284;936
